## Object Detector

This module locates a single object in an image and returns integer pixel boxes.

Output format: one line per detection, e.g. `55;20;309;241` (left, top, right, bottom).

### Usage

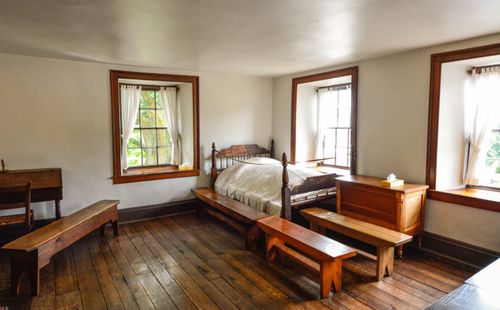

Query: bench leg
319;260;342;298
10;251;40;296
265;235;284;262
397;245;404;258
99;224;105;236
245;224;260;251
376;247;394;281
10;257;24;295
112;220;119;236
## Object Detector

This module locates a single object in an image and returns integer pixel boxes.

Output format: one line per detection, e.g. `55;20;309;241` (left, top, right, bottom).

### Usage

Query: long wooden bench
1;199;119;296
257;216;356;298
191;187;269;250
301;207;412;281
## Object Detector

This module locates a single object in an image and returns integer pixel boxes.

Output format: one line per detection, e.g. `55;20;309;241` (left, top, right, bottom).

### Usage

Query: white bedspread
214;157;325;215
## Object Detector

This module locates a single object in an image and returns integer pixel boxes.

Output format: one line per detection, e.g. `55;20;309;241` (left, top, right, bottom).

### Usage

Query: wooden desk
427;258;500;309
465;258;500;294
336;175;428;256
0;168;63;219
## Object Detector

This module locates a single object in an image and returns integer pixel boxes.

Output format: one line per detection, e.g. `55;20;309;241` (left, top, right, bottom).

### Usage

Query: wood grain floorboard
141;220;238;310
0;213;471;309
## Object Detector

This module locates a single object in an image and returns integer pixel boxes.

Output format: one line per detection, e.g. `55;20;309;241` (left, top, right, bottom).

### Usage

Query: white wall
272;33;500;252
0;53;273;218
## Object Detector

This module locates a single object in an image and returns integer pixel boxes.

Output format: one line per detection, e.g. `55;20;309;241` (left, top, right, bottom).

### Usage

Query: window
475;96;500;189
126;88;172;169
318;84;352;169
426;43;500;212
110;70;200;184
291;67;358;175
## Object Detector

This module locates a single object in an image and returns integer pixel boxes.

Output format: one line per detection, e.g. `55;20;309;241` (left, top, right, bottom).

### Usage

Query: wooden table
335;175;428;256
0;168;63;219
427;258;500;309
465;258;500;294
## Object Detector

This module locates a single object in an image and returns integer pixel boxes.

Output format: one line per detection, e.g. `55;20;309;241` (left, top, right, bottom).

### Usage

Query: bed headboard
210;140;274;188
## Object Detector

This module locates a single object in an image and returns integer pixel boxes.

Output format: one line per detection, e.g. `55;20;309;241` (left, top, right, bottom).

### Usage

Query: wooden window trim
110;70;200;184
291;66;358;174
426;42;500;212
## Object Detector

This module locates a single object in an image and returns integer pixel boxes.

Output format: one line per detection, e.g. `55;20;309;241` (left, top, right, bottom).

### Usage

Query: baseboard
118;199;197;223
421;231;500;269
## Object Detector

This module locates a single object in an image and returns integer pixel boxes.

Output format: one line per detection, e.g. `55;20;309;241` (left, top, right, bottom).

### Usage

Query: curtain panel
120;85;142;170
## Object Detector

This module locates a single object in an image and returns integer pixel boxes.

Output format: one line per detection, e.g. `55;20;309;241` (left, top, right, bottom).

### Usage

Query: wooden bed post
211;142;217;189
281;152;292;220
270;139;275;159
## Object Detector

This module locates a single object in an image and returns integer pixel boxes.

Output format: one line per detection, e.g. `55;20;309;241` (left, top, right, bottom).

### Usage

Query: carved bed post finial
211;143;217;189
270;139;275;159
281;152;292;220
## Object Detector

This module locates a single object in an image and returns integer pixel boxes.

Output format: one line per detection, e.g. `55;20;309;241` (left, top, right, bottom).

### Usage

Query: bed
210;140;338;221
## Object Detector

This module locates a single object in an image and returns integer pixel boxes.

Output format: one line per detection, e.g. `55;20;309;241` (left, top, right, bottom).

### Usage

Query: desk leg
55;199;61;219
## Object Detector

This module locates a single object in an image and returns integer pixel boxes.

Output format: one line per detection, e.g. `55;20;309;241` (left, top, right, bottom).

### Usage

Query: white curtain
315;88;335;159
160;87;181;165
464;67;500;185
120;85;142;170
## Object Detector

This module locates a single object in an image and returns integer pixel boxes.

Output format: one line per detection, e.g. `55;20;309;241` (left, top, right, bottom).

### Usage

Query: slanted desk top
0;168;63;219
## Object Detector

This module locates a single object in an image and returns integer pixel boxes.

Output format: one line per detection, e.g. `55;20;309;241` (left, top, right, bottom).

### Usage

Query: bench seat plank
3;200;120;252
258;216;356;298
192;188;268;223
301;208;412;247
191;188;269;250
1;199;119;296
258;216;355;261
300;207;412;281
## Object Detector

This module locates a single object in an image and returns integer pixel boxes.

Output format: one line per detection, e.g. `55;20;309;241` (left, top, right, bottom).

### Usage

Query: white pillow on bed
240;157;281;165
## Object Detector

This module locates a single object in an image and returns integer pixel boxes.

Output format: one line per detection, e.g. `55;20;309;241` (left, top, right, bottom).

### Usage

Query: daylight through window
126;88;172;169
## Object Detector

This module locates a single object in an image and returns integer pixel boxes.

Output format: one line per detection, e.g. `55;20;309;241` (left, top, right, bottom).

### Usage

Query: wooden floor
0;213;475;309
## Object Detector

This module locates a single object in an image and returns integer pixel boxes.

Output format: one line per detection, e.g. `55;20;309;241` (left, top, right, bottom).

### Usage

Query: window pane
141;129;157;147
338;108;351;127
127;129;141;148
156;110;166;127
484;131;500;188
337;129;349;148
135;114;140;127
158;147;171;165
336;147;349;167
140;110;156;128
142;148;158;166
157;129;169;147
126;148;142;168
155;91;162;109
338;88;351;110
140;90;155;109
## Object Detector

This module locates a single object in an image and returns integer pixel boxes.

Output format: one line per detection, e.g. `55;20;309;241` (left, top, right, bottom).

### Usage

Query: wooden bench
1;200;119;296
257;216;356;298
192;188;269;250
301;207;412;281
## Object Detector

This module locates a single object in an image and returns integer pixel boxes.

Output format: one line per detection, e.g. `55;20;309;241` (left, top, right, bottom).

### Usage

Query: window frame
291;66;358;174
426;43;500;212
110;70;200;184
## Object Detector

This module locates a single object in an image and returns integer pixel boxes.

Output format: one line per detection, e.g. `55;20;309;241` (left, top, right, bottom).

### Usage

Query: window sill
428;188;500;213
113;168;200;184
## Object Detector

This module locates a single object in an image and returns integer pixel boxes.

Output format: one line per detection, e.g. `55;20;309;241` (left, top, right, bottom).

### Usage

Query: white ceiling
1;0;500;77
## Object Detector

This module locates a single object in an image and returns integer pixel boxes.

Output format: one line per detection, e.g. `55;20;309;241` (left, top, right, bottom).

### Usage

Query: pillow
240;157;281;165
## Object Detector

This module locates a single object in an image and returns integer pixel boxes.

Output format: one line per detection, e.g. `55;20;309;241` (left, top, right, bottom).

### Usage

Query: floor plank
0;213;472;310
